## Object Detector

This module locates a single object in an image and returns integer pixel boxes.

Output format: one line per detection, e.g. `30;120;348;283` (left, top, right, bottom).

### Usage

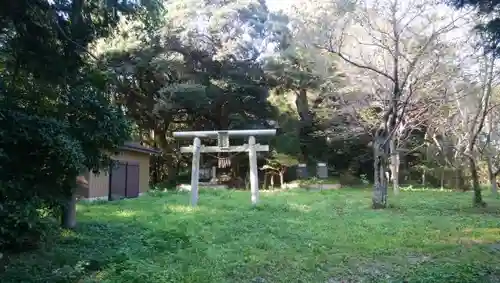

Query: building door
125;162;140;198
109;161;140;201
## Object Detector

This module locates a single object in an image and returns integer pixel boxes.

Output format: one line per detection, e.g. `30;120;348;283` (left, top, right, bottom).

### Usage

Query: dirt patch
326;261;396;283
306;184;341;191
406;254;432;265
487;243;500;253
326;278;366;283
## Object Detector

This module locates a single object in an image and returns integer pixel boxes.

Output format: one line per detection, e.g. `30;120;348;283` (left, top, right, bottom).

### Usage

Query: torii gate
173;129;276;206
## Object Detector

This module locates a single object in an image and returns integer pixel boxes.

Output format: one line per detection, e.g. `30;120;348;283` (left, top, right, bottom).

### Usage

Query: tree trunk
279;171;284;188
440;169;445;189
154;127;177;186
295;88;312;163
422;131;430;187
468;155;486;207
486;154;498;197
466;53;494;205
455;167;466;191
263;173;269;190
372;131;388;209
389;137;400;194
295;88;312;125
152;154;159;184
485;114;498;197
61;192;77;229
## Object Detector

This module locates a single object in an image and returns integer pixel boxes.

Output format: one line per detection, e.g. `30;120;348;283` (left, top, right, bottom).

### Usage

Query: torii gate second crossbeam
173;129;276;206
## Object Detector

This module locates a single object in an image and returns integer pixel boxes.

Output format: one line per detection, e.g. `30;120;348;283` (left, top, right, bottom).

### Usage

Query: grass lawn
2;188;500;283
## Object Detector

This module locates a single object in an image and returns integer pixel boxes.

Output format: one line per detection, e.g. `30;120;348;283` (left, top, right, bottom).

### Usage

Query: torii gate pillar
174;129;276;206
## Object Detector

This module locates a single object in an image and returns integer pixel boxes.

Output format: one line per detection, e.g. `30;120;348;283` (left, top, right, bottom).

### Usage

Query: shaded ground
2;189;500;283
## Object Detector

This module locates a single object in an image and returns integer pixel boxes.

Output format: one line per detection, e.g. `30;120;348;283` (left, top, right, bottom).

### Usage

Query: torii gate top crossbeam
173;129;276;139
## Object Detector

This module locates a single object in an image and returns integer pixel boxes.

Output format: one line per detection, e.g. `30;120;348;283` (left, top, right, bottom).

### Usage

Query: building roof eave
119;142;162;155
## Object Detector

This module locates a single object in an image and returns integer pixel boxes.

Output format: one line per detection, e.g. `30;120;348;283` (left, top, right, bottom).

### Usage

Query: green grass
295;176;341;185
3;188;500;283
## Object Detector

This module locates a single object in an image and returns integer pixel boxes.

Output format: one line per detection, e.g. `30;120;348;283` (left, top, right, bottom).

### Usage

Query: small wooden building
77;142;161;201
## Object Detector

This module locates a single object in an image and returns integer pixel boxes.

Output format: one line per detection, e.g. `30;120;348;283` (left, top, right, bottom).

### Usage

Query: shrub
338;172;363;186
0;196;56;251
0;82;130;250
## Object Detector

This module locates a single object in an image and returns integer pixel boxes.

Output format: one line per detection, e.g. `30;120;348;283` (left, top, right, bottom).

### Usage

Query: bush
0;197;55;251
0;81;130;250
338;171;364;186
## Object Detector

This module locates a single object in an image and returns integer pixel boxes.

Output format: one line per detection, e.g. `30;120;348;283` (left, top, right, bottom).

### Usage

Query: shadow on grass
3;190;500;283
1;196;218;282
386;189;500;217
1;220;194;282
1;192;312;283
386;202;500;217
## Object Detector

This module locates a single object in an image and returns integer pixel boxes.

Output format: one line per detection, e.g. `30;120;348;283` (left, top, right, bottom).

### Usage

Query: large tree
93;0;287;184
263;6;348;163
0;0;156;249
290;0;467;207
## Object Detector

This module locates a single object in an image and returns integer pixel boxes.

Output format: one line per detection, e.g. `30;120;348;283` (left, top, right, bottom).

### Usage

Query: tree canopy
452;0;500;54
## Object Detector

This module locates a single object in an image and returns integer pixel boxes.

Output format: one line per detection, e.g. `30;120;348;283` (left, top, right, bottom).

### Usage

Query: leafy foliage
451;0;500;55
0;0;139;250
91;0;297;185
